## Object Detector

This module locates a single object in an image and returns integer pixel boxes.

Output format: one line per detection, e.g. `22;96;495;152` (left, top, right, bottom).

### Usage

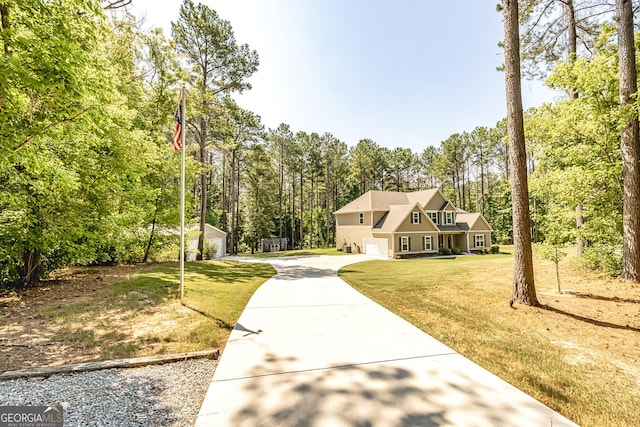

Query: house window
400;236;410;252
427;212;438;224
444;211;454;225
423;236;433;251
359;212;364;224
412;212;420;224
475;234;485;248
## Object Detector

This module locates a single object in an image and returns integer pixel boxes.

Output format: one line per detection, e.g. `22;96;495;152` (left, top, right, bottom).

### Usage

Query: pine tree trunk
278;143;284;245
326;162;331;247
196;118;207;261
222;150;228;231
309;173;315;249
291;176;296;249
566;0;577;94
235;155;241;254
299;172;303;249
564;0;586;256
503;0;539;306
229;150;237;255
480;143;486;216
617;0;640;282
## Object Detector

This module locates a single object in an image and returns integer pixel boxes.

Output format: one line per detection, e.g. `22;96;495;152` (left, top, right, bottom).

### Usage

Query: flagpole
179;86;186;305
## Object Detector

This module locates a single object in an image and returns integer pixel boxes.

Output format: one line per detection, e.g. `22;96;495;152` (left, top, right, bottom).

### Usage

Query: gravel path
0;358;216;426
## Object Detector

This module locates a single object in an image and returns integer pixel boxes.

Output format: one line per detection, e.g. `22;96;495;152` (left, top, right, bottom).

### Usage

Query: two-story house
334;189;492;258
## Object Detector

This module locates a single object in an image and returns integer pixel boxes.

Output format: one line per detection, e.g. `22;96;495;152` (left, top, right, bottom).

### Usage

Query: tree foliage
3;0;638;288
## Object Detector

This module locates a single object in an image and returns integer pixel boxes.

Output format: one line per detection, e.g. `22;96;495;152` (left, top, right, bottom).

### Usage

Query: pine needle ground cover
0;261;275;372
339;251;639;427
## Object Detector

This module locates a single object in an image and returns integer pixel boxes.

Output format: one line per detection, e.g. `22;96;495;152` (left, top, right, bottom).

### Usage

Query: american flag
172;96;183;152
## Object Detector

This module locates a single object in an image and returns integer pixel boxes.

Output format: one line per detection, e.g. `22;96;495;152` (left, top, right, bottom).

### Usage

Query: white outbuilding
186;224;226;260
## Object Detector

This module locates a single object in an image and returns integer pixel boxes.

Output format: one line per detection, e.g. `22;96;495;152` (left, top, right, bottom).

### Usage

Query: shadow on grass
186;261;274;285
183;303;234;331
542;304;640;332
564;291;639;304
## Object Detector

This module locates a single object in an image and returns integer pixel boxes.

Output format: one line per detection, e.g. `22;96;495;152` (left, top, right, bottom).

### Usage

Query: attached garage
363;237;388;257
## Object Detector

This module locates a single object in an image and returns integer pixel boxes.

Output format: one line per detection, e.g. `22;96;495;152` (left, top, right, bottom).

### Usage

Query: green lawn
42;260;275;360
339;253;639;427
242;247;347;258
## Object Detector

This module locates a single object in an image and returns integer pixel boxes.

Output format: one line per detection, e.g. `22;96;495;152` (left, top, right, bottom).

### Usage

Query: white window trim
444;211;455;225
400;236;409;252
359;212;364;224
474;234;485;248
427;211;439;224
412;212;420;224
423;236;433;251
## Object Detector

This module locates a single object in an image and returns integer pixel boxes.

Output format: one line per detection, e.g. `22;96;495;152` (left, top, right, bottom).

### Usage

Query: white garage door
363;238;388;258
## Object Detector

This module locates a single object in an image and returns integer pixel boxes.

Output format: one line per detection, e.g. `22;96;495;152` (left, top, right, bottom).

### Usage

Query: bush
580;245;622;277
451;247;462;255
439;247;452;256
203;240;219;260
490;245;500;254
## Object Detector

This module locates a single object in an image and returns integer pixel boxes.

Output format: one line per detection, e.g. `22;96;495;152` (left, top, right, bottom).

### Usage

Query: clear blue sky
129;0;559;151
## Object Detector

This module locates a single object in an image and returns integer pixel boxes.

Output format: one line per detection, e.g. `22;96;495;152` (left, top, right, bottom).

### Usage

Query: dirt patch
0;265;154;372
532;263;640;398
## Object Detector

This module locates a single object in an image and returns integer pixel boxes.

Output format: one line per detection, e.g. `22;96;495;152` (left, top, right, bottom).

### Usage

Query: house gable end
423;190;448;211
471;214;493;231
394;203;439;233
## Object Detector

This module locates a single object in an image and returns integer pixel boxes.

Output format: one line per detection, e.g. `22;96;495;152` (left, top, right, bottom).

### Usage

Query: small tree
536;243;567;293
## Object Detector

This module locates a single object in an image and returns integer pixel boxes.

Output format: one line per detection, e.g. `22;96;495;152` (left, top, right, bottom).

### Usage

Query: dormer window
444;211;455;225
359;212;364;224
411;212;421;224
427;212;438;224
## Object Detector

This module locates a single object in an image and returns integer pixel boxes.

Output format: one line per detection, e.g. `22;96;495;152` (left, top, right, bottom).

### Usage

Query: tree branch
102;0;132;10
13;107;92;153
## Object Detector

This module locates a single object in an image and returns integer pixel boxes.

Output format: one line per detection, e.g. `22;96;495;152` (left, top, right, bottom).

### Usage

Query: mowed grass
339;251;639;427
41;260;275;361
243;247;347;258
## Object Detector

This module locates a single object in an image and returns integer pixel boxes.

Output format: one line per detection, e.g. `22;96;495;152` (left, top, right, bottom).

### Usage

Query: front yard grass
242;247;347;258
339;251;640;427
0;260;275;371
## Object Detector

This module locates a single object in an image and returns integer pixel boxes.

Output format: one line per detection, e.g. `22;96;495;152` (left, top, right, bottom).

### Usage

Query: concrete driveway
196;254;578;426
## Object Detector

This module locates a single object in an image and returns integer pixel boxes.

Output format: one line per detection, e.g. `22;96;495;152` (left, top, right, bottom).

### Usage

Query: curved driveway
196;254;577;427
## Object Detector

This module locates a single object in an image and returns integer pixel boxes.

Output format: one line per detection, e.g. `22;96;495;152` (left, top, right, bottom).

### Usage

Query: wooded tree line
1;0;639;288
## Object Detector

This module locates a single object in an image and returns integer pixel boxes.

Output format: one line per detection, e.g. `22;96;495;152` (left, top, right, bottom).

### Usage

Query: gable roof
335;189;442;214
406;189;440;206
455;213;493;231
374;204;411;232
439;200;457;211
374;203;419;232
334;191;408;214
189;223;227;239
